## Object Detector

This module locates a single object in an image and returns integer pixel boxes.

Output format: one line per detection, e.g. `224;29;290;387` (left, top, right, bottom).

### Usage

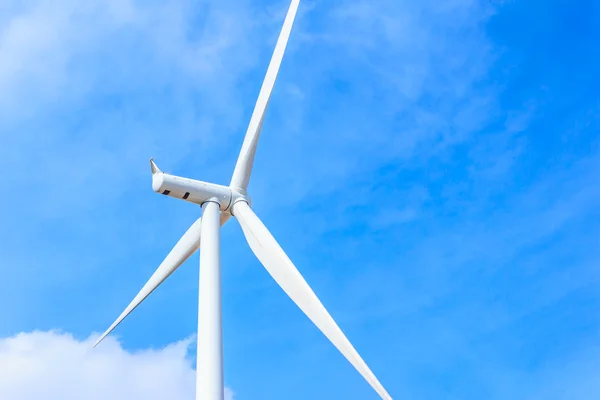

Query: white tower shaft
197;199;224;400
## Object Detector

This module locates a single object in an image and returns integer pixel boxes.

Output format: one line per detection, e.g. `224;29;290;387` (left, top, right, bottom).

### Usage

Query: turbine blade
94;218;203;347
232;201;392;400
230;0;301;192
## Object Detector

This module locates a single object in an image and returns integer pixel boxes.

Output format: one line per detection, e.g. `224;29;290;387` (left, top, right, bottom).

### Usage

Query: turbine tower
94;1;392;399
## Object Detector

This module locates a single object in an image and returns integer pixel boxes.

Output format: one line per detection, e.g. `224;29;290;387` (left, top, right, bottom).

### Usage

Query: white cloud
0;331;234;400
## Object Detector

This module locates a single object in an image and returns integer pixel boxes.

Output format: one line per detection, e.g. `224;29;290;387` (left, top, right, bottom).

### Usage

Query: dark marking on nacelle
183;192;190;200
162;190;171;195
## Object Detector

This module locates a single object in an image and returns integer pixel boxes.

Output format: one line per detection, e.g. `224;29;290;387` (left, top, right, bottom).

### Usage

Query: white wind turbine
94;1;392;399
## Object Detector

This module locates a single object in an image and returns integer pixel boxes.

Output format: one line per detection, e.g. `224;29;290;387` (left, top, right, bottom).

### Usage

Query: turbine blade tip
93;332;109;348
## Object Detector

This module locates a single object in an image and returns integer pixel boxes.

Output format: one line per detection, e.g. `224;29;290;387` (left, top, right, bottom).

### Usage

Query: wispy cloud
0;0;264;218
244;0;501;210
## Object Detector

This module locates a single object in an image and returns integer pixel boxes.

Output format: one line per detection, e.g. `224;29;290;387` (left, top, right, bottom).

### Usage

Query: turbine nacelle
150;159;248;212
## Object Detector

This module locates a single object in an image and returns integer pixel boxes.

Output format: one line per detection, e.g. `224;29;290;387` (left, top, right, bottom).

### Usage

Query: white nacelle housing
151;169;232;211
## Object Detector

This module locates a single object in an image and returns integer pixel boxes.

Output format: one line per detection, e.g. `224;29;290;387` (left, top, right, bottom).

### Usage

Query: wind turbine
94;1;392;399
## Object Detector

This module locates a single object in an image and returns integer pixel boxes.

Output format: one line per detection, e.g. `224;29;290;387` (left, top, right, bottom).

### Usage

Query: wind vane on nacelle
94;1;392;399
149;158;161;174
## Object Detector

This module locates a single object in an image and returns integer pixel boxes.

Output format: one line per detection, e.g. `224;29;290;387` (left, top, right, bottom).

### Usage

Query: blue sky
0;0;599;399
